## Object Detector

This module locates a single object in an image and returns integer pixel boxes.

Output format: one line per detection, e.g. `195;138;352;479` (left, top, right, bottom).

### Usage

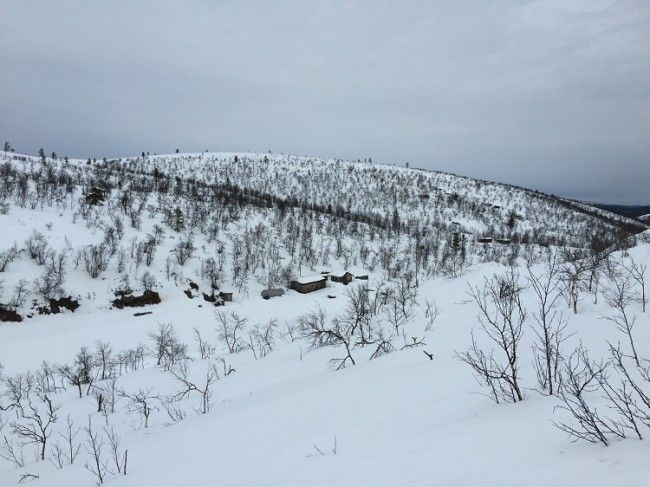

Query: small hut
219;291;233;302
289;275;326;294
330;271;353;285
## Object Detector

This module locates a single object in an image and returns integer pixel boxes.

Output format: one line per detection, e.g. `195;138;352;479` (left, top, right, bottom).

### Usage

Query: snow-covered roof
329;270;352;277
293;275;326;284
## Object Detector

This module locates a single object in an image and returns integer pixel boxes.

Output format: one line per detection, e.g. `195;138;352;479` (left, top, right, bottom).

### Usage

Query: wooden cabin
219;291;233;302
330;271;353;285
290;275;326;294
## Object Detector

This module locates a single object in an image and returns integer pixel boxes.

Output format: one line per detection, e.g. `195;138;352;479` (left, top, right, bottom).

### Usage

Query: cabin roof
329;270;352;277
293;275;326;285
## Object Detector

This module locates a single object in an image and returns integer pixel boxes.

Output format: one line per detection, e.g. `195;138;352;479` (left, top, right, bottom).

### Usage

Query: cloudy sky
1;1;648;203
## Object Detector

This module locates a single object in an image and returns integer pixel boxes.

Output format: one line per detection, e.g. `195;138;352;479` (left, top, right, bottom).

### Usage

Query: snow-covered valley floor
0;152;649;486
2;245;650;486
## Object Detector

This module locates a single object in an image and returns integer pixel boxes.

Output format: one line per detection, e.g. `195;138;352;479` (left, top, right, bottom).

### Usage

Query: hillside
0;150;644;320
1;150;650;486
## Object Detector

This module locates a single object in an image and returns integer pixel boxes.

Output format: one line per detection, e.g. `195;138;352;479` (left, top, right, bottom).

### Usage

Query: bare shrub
527;256;571;395
457;268;526;403
299;307;356;370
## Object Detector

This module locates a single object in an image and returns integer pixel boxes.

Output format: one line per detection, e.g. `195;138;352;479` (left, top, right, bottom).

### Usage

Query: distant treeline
591;204;650;219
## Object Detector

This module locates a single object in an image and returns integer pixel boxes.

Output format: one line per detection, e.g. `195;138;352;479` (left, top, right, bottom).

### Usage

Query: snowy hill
1;150;649;486
73;151;645;246
0;150;643;321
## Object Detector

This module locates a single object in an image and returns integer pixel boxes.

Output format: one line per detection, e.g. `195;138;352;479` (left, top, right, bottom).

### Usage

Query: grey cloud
1;0;648;203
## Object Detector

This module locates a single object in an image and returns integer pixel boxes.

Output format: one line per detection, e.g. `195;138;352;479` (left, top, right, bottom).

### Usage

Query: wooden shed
219;291;233;302
330;271;353;285
290;275;326;294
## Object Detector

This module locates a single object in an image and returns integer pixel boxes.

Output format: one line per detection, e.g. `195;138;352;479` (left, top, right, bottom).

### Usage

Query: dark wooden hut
289;275;326;294
330;271;353;285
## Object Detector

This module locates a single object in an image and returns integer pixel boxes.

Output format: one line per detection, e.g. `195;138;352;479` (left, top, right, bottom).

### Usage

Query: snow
293;274;326;285
1;246;650;485
0;151;649;486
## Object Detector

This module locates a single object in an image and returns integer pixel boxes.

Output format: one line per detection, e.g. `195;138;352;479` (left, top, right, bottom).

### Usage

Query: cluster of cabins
259;271;368;299
477;237;511;244
288;270;367;294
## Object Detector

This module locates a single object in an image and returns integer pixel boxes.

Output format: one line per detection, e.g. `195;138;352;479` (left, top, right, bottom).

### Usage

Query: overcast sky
1;1;648;203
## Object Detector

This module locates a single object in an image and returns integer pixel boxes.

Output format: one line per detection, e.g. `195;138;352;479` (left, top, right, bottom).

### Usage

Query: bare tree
17;471;39;484
95;340;113;381
35;252;66;299
602;269;640;366
83;243;111;278
50;415;81;469
554;346;624;446
561;250;589;314
119;388;156;428
0;436;25;468
57;346;97;398
424;299;440;331
339;286;378;344
458;268;526;403
158;396;187;424
622;258;647;313
83;416;107;485
383;289;409;337
246;319;278;359
369;332;396;360
607;344;650;435
168;361;217;414
103;426;127;475
216;311;246;354
149;323;187;369
193;328;215;360
10;389;60;461
299;307;356;370
62;415;81;465
527;256;571;395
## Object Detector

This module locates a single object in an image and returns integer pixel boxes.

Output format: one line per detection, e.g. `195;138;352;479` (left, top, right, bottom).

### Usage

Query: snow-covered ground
1;240;650;486
0;151;649;486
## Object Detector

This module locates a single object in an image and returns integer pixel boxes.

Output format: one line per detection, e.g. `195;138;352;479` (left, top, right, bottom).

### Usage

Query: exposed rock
261;288;285;300
112;290;161;309
0;305;22;322
37;296;80;315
